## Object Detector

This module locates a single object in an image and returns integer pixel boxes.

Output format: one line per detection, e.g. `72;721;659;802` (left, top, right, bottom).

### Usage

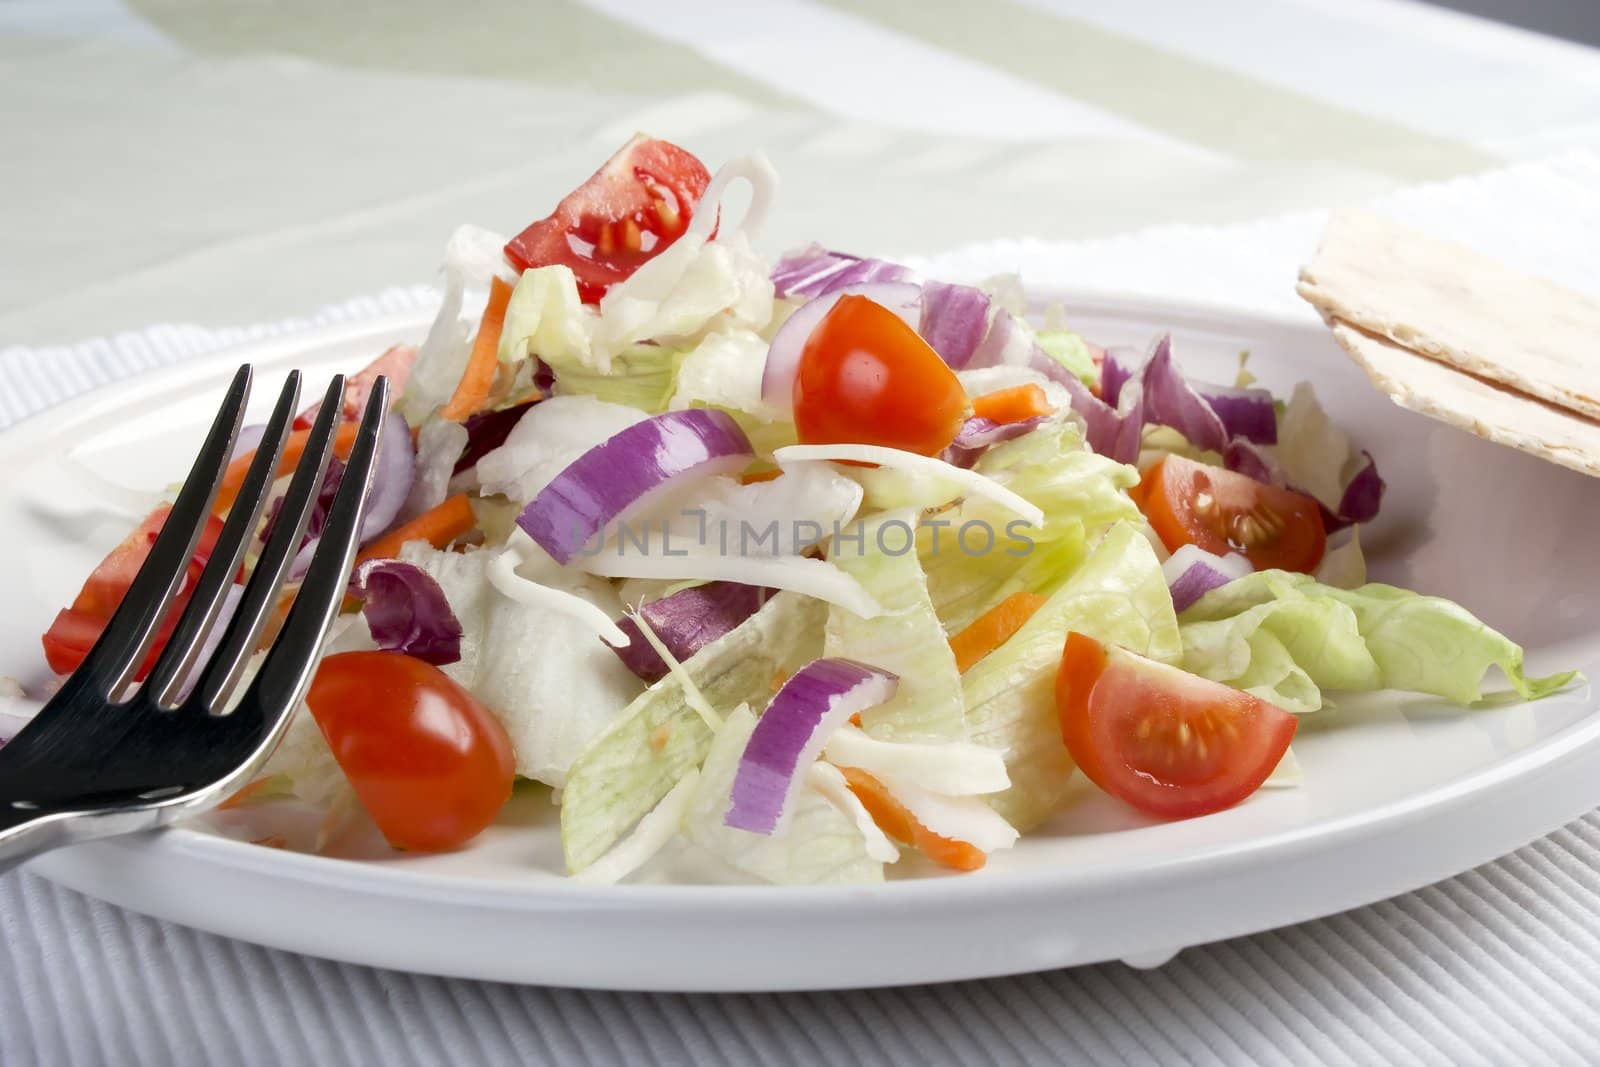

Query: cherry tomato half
793;295;968;456
41;505;225;677
1056;632;1296;819
1138;455;1326;573
307;651;515;852
504;135;712;304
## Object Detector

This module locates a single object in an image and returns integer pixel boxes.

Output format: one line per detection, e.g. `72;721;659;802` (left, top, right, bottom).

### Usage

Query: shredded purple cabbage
770;245;918;299
919;281;991;368
347;559;463;665
942;414;1049;468
612;582;769;684
455;401;537;475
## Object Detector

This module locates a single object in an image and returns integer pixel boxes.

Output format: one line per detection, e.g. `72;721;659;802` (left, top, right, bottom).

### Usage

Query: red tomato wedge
293;342;415;430
1138;455;1326;573
504;135;712;304
793;295;969;456
42;505;226;677
1055;632;1296;819
307;651;515;852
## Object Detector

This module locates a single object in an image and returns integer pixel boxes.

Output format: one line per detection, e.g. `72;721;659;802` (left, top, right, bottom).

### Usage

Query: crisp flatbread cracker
1298;209;1600;421
1329;321;1600;478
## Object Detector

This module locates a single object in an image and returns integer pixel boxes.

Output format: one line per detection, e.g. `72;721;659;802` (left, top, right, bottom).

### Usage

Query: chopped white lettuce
669;327;781;419
488;539;629;647
570;770;700;886
776;444;1044;528
398;542;645;788
498;264;595;372
1180;571;1579;710
823;511;967;742
554;342;683;413
561;592;826;872
633;462;863;558
809;762;902;864
400;418;469;524
963;522;1181;830
972;421;1140;539
682;705;883;885
823;725;1009;796
474;395;646;507
872;772;1019;853
1262;746;1303;789
1315;526;1367;590
584;549;882;619
401;224;512;425
1275;383;1368;513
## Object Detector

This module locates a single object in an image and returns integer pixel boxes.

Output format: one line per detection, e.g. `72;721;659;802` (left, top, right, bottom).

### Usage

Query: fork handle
0;803;159;876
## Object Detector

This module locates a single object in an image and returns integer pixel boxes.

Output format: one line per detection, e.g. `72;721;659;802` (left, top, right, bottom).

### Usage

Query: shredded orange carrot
440;276;514;422
739;467;785;485
356;493;475;564
840;766;986;871
971;383;1052;425
948;591;1049;673
214;421;362;516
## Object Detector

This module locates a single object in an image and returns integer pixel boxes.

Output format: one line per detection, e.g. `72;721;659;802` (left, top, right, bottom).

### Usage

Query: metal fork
0;365;386;873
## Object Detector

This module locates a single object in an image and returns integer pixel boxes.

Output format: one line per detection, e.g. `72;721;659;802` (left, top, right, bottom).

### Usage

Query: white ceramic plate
11;295;1600;992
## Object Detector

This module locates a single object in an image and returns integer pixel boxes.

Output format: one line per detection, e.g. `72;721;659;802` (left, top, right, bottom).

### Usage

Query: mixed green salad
28;137;1579;884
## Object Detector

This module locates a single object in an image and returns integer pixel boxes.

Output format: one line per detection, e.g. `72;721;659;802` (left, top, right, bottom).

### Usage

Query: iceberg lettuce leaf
825;512;967;742
1180;572;1579;709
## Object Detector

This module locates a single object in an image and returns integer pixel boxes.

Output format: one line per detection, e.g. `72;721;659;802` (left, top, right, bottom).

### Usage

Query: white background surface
8;1;1600;1063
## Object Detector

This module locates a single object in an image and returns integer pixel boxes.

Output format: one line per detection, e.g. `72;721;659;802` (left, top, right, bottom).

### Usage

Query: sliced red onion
1336;452;1384;526
361;412;416;540
919;281;991;369
612;582;768;683
1163;545;1252;613
518;409;753;564
725;658;898;835
454;400;537;475
770;245;918;299
942;414;1049;468
284;411;415;579
1224;438;1279;483
348;559;464;665
1138;335;1228;454
760;282;922;408
1100;346;1140;406
1193;382;1277;445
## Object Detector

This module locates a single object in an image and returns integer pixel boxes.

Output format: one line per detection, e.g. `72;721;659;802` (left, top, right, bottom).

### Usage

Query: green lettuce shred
825;512;967;742
1180;572;1580;711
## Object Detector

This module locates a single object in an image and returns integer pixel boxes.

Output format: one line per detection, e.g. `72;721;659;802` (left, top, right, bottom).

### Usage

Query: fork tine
144;372;303;706
73;365;252;696
191;375;347;712
243;378;387;720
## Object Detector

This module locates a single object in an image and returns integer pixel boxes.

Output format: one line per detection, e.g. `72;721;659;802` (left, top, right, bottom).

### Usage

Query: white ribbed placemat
7;155;1600;1065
